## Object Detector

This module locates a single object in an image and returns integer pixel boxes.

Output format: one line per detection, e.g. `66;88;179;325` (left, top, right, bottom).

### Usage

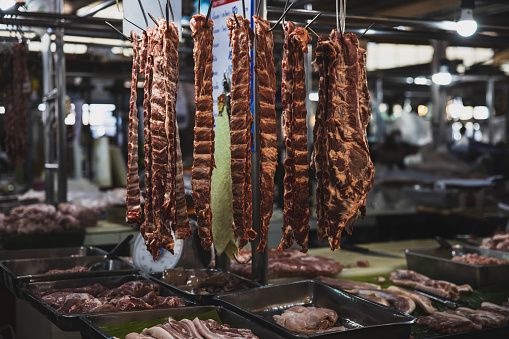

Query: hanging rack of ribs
128;18;191;261
164;20;192;241
312;30;374;251
253;15;278;253
126;31;142;224
279;22;311;253
190;14;215;250
227;14;257;249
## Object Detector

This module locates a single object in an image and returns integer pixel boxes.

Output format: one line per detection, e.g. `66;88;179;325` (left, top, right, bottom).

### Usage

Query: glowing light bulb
432;65;452;86
457;8;477;37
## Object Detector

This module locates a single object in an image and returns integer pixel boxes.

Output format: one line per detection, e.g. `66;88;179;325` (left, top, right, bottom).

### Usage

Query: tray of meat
405;244;509;288
1;255;138;297
150;268;260;304
214;280;415;338
80;305;284;339
21;274;193;332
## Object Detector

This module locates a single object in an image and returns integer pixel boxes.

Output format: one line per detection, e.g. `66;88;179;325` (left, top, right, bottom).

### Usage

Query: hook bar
105;21;132;41
304;12;321;29
137;0;148;27
267;2;293;32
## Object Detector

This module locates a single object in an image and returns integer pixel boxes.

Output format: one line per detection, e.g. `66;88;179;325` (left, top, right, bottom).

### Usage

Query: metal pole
251;0;268;286
56;0;67;203
486;77;495;144
431;40;447;149
41;31;55;205
375;77;385;144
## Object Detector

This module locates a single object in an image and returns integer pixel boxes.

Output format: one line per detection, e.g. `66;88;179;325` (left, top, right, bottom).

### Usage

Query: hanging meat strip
3;42;29;168
357;47;375;219
311;35;333;241
227;14;256;249
253;16;277;253
279;22;310;253
126;32;142;224
164;21;191;240
313;31;374;250
190;14;215;250
141;27;156;254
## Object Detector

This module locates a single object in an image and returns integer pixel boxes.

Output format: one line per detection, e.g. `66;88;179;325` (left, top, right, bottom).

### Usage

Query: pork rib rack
311;31;374;251
227;14;256;249
253;15;278;253
191;14;215;250
126;31;142;224
279;22;311;253
130;19;191;261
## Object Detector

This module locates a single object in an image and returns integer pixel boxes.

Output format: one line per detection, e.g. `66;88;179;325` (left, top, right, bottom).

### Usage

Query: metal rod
267;2;293;32
41;31;54;206
198;0;201;15
124;17;146;32
166;0;170;29
242;0;246;18
233;13;240;28
307;26;319;38
168;0;175;22
157;0;165;19
359;22;374;39
137;0;149;27
105;21;132;40
336;0;339;32
204;0;213;26
148;13;159;26
486;77;495;144
282;0;289;25
56;0;67;204
304;12;321;29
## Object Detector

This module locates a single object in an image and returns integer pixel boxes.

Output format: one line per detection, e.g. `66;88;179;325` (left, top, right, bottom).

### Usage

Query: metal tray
0;246;108;261
1;255;138;297
80;305;285;339
405;244;509;288
21;273;195;332
150;268;261;304
214;279;416;339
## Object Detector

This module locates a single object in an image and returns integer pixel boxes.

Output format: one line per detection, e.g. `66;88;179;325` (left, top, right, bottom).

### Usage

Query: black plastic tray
214;279;416;339
150;268;261;304
21;273;195;331
1;255;138;297
80;305;285;339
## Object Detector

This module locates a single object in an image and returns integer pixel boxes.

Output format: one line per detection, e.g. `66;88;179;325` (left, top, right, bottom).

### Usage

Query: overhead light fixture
457;0;477;37
432;64;452;86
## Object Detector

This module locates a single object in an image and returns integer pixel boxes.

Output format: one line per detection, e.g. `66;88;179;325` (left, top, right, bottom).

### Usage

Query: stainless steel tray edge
150;269;261;305
214;279;416;339
405;245;509;288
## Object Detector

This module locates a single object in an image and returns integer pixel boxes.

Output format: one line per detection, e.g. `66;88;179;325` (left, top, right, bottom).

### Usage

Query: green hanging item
211;86;237;258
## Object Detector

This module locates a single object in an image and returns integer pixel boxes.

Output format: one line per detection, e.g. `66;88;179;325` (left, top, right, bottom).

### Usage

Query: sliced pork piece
417;312;482;334
126;31;142;224
227;14;256;249
191;14;215;250
353;289;416;314
273;306;339;334
479;302;509;319
445;307;507;328
387;286;437;314
192;317;259;338
316;276;381;291
253;15;278;253
143;325;174;339
158;317;202;338
389;269;471;300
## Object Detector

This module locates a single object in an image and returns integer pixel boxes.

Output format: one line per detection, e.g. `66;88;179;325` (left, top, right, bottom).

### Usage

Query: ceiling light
432;65;452;86
457;0;477;37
